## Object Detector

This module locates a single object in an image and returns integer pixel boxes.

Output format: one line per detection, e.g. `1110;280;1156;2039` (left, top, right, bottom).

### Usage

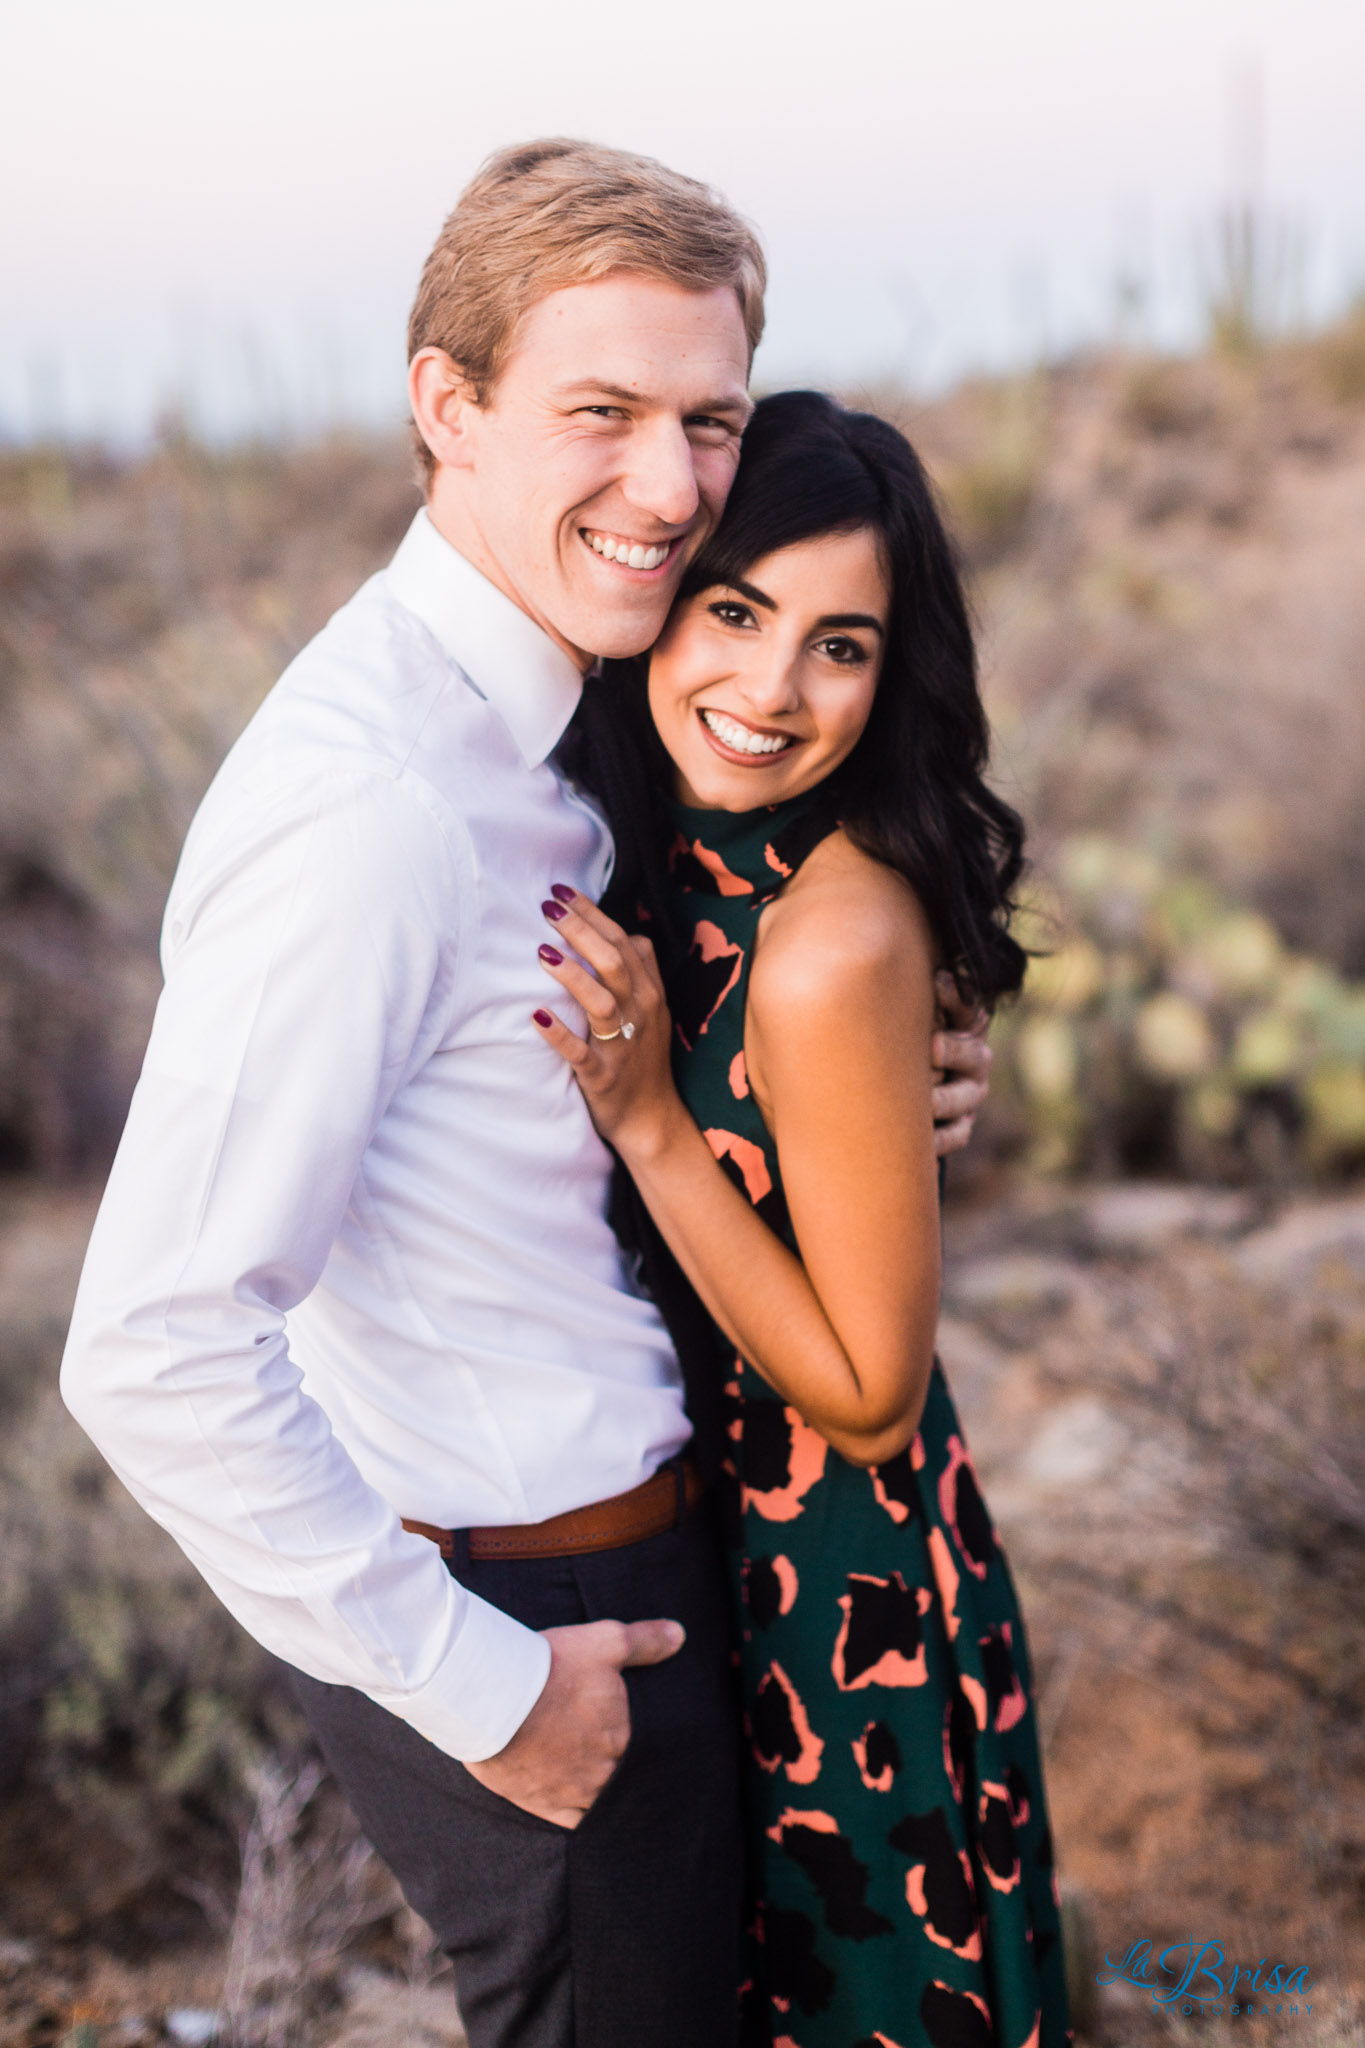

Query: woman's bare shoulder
751;828;937;1018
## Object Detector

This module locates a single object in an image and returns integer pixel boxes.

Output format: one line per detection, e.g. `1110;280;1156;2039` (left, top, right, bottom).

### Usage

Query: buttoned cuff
376;1589;554;1763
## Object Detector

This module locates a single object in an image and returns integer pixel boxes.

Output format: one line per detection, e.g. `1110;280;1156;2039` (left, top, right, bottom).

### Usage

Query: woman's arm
532;853;941;1464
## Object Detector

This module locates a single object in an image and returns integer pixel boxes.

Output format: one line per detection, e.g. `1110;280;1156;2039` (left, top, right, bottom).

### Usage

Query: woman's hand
532;888;684;1159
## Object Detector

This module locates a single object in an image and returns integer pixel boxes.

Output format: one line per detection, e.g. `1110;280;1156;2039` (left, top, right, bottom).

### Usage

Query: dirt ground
3;1175;1365;2046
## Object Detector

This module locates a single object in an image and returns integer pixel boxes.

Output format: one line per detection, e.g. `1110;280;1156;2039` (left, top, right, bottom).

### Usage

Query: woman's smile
697;705;801;762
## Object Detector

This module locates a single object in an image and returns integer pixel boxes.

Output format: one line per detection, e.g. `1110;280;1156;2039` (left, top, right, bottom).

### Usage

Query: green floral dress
659;791;1071;2048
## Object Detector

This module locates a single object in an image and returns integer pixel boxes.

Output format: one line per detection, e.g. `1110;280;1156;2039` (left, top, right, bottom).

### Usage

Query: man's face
442;275;753;665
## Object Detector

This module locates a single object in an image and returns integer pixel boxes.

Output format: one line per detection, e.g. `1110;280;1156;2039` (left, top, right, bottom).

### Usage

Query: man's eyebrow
552;379;751;420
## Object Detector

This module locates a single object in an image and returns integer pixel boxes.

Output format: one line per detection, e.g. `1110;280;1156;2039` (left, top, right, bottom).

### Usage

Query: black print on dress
977;1781;1022;1894
763;1904;837;2017
853;1719;903;1792
766;1808;894;1940
744;1400;798;1493
670;919;744;1050
869;1445;921;1524
943;1691;975;1806
979;1623;1029;1732
939;1435;997;1579
1004;1762;1032;1830
832;1573;932;1690
751;1661;824;1784
919;1977;996;2048
887;1809;982;1961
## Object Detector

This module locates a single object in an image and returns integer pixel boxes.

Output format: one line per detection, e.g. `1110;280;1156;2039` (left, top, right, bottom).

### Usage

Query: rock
1081;1183;1254;1254
1018;1396;1126;1488
322;1969;466;2048
0;1935;37;1975
165;2012;221;2048
1235;1197;1365;1286
945;1253;1089;1317
933;1315;1010;1423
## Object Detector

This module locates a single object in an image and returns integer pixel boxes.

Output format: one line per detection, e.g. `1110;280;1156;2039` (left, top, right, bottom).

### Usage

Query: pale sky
3;0;1363;441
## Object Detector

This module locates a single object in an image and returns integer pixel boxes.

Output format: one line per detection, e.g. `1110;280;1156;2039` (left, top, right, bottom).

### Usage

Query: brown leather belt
402;1453;704;1562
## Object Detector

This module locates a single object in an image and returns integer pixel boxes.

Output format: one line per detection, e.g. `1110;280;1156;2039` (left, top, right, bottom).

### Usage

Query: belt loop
444;1527;471;1578
672;1454;687;1530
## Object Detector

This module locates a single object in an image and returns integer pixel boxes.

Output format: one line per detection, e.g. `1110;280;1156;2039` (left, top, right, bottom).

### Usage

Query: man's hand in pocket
464;1617;685;1828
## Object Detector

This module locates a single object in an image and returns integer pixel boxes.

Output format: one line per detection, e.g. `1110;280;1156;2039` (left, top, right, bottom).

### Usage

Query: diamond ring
590;1019;637;1042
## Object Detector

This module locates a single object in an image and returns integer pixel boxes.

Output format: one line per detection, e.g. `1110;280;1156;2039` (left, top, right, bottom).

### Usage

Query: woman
530;392;1069;2048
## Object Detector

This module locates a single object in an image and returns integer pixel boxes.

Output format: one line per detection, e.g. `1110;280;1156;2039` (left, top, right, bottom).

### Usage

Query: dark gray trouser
289;1492;743;2048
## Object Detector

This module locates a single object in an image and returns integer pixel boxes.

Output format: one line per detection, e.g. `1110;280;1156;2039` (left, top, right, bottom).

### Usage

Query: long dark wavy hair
571;388;1027;1007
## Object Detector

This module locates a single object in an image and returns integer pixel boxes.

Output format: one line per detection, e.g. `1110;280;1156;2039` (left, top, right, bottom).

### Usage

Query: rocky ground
4;1176;1365;2046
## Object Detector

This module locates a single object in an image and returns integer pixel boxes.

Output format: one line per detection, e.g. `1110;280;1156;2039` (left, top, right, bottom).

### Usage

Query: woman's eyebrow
723;576;777;611
814;612;885;635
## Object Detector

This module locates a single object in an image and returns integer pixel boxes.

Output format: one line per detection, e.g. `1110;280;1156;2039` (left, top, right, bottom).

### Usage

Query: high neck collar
665;786;837;903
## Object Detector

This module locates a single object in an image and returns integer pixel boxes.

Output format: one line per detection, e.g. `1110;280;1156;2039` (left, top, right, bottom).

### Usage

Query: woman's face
646;526;891;810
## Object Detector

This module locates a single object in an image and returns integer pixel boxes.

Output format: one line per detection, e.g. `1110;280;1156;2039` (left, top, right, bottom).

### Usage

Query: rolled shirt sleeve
60;760;552;1762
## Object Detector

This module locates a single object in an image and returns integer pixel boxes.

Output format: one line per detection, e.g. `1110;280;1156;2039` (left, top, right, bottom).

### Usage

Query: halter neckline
664;787;837;906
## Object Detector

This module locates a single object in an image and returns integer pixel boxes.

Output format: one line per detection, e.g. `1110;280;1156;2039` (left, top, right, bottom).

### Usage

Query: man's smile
580;527;683;575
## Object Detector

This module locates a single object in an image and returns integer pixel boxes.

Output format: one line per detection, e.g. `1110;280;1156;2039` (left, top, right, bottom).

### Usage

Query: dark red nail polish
538;944;563;966
551;883;576;905
541;899;567;921
533;1008;554;1028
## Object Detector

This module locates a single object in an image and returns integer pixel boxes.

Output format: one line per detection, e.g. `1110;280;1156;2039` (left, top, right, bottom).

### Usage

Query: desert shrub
40;1576;300;1851
937;378;1045;562
989;833;1365;1180
1313;299;1365;405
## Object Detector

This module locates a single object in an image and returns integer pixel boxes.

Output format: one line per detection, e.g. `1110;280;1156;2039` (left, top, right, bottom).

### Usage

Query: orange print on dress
926;1524;961;1641
771;1554;799;1614
958;1672;988;1733
751;1660;825;1784
741;1405;828;1522
832;1573;932;1690
765;1804;837;1845
728;1048;750;1098
688;835;755;895
1014;2011;1042;2048
705;1127;773;1206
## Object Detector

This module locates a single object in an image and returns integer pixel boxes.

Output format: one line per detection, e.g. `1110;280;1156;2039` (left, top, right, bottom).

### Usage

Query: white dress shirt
60;509;691;1763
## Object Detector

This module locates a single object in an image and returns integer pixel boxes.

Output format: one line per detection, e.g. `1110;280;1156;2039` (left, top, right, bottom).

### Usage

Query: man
61;140;992;2048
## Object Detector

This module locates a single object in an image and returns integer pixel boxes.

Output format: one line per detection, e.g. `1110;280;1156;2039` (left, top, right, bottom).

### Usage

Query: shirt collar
384;509;585;767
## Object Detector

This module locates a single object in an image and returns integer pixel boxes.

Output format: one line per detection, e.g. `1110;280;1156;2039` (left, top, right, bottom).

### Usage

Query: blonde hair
407;138;767;479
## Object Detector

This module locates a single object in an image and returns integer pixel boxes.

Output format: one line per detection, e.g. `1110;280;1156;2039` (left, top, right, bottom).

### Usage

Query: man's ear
408;348;481;474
